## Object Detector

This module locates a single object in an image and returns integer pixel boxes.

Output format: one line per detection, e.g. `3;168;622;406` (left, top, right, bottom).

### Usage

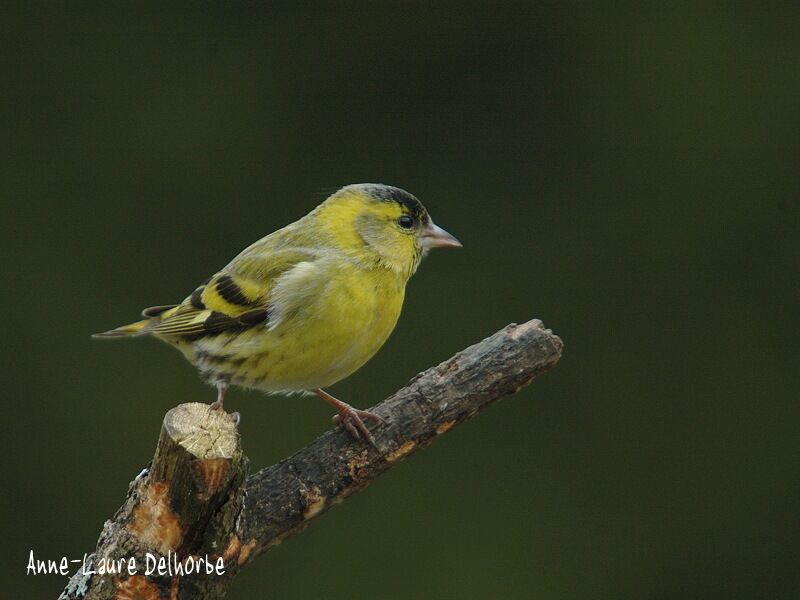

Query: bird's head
316;183;461;277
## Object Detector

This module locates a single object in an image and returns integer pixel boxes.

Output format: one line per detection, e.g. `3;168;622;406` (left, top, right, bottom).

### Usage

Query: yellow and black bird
95;184;461;445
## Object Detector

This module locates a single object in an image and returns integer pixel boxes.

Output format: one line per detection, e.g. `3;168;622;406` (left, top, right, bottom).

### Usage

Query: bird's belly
191;272;404;392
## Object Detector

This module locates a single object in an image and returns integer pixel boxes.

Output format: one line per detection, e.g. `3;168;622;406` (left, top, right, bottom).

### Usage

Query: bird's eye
397;215;414;229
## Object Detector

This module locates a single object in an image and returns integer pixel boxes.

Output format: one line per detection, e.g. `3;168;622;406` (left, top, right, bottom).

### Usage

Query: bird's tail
92;319;151;338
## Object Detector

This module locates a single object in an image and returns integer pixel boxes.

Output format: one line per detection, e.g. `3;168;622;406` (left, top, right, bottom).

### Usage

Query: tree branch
59;319;562;600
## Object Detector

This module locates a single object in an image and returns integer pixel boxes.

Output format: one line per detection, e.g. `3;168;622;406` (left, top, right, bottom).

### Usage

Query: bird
94;183;461;446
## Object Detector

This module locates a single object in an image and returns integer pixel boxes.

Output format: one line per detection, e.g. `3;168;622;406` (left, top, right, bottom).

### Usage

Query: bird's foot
208;381;228;412
312;388;385;448
332;406;384;448
205;402;240;427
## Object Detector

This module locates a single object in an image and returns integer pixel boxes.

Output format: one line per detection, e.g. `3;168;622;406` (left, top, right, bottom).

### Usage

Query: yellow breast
190;260;406;392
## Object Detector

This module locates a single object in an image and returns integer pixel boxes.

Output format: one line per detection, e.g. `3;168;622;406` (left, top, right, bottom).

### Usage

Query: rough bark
59;318;562;600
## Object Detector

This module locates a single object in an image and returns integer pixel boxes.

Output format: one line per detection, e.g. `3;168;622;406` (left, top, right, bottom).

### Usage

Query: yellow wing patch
149;306;214;336
148;273;269;339
200;273;264;316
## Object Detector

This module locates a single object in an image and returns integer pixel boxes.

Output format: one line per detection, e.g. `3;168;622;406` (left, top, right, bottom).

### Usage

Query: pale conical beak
421;221;462;249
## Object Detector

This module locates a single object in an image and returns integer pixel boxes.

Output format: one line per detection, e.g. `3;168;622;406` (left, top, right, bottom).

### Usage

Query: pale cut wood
59;319;562;600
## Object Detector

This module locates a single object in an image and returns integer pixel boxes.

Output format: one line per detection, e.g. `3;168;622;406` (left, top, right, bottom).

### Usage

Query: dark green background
3;3;798;599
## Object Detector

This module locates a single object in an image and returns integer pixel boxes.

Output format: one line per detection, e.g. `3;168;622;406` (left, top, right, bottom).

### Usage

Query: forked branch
60;319;563;600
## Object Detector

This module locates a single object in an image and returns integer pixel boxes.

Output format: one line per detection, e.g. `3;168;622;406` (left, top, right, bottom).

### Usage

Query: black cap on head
358;183;428;222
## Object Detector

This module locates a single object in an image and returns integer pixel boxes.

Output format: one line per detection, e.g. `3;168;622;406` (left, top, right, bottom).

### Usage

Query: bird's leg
209;381;228;411
206;381;239;427
312;388;385;448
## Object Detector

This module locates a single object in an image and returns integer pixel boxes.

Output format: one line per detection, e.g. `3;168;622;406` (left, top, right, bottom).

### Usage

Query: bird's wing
148;247;317;339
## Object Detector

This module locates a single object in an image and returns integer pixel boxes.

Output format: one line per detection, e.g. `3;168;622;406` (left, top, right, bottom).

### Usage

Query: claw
313;388;384;448
209;381;228;412
331;405;386;448
333;407;379;448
